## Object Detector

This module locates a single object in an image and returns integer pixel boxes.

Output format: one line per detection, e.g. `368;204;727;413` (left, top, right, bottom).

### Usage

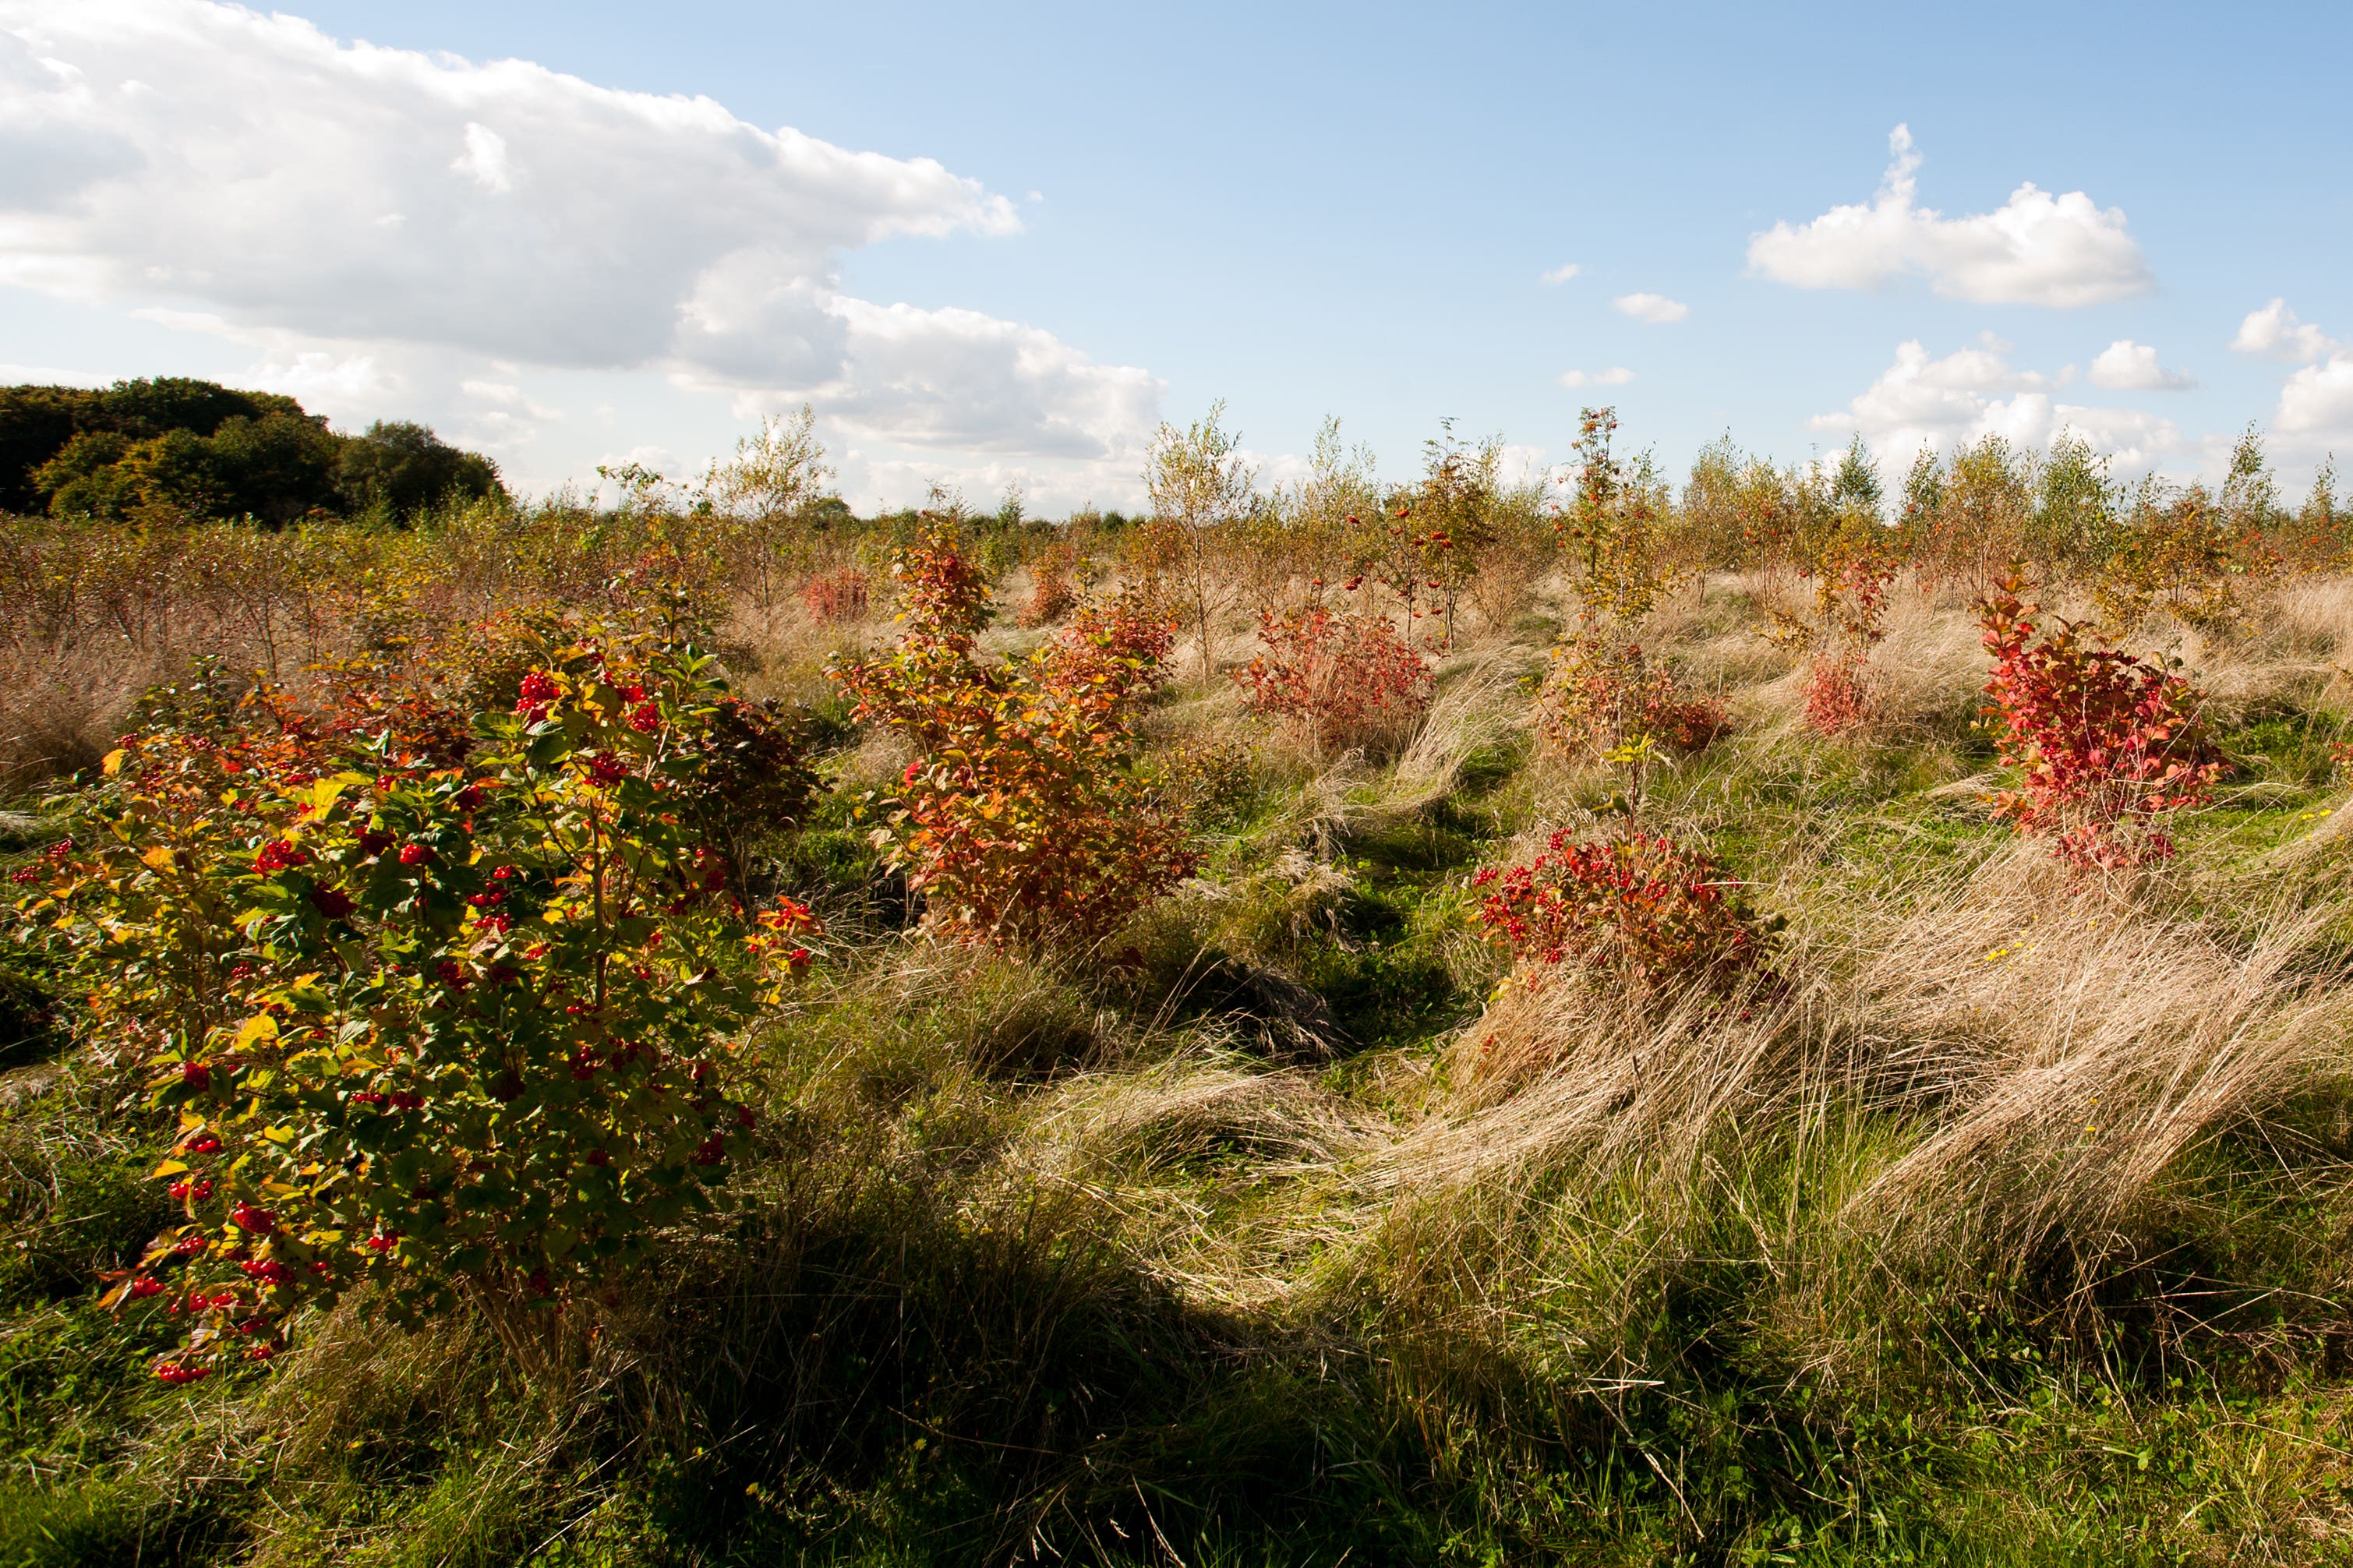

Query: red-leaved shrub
1235;594;1433;754
1976;578;2226;868
1801;653;1871;734
835;530;1194;948
1473;831;1768;994
1539;637;1728;758
1019;542;1079;627
801;567;870;623
1774;553;1896;736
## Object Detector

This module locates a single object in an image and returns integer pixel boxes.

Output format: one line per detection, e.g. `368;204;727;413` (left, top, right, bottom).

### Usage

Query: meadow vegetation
5;395;2353;1564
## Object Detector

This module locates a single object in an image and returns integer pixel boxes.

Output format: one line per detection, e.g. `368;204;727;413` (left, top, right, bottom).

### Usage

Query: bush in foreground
17;628;817;1379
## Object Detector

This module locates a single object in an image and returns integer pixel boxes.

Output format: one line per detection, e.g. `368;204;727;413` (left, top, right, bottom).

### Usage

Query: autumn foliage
1473;830;1768;994
18;627;819;1379
1235;589;1434;754
1539;637;1727;758
1975;579;2225;868
836;528;1194;949
800;567;870;623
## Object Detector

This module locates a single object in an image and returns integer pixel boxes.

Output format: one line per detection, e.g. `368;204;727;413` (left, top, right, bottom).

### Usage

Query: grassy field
7;454;2353;1564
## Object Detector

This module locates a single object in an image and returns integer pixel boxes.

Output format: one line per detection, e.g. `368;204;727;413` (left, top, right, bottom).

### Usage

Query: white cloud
2087;339;2195;391
2277;355;2353;439
0;0;1161;501
1613;291;1688;324
1539;263;1581;285
257;349;401;407
2216;302;2353;461
2231;298;2342;362
1811;338;2180;472
451;122;513;193
785;298;1162;462
1558;366;1634;387
1747;125;2153;308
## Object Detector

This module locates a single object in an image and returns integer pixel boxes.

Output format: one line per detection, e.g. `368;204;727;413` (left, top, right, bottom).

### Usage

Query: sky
2;0;2349;512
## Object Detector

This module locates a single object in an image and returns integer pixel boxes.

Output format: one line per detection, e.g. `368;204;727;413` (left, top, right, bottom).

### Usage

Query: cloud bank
2235;302;2353;452
0;0;1164;502
1810;338;2181;472
1748;125;2153;308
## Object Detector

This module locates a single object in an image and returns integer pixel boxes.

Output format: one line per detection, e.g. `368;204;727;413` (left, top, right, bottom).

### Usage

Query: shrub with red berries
16;620;821;1378
1974;577;2226;868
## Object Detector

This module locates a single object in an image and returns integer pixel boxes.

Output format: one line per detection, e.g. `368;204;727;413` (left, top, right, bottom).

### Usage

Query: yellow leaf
141;847;175;872
102;748;126;775
151;1159;190;1178
231;1014;281;1050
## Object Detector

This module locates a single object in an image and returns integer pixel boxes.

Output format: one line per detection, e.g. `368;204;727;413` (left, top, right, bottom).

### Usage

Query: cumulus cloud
1558;366;1634;388
783;299;1162;463
2231;298;2342;362
1539;263;1581;285
1810;339;2180;471
1613;292;1687;324
1747;125;2153;308
2277;355;2353;439
0;0;1164;498
2216;301;2353;459
2088;339;2195;391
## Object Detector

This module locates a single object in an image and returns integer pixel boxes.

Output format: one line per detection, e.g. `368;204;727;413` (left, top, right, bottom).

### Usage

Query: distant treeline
0;377;503;524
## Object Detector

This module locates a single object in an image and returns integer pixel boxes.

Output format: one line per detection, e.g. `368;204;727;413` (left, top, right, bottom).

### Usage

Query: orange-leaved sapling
834;528;1195;950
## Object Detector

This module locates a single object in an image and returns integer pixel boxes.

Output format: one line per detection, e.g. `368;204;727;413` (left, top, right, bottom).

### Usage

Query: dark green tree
334;420;504;518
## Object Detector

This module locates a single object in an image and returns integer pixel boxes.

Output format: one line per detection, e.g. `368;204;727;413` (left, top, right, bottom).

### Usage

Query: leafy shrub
1019;541;1079;627
1769;548;1897;736
1538;637;1727;758
800;567;870;623
1157;736;1260;829
1976;580;2226;868
16;628;818;1379
1556;407;1691;628
1472;831;1768;994
836;530;1194;949
1235;590;1433;754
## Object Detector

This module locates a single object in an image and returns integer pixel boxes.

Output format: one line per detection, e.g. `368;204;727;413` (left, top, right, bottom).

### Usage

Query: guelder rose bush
1235;588;1433;754
18;630;818;1380
1976;580;2225;868
1474;831;1768;995
836;529;1194;949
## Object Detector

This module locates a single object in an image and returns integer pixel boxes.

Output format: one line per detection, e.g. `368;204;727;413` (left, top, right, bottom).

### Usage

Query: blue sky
3;0;2348;509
